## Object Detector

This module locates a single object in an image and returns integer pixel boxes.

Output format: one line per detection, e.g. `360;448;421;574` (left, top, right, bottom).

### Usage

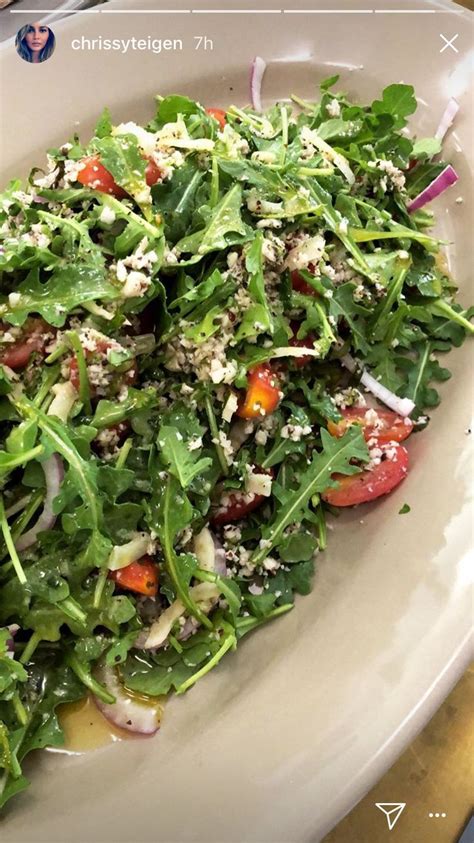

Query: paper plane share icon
375;803;406;831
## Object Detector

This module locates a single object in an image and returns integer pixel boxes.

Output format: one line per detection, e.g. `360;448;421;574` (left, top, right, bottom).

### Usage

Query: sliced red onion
16;455;64;551
341;354;415;417
250;56;266;113
178;615;201;643
435;98;459;142
6;624;19;658
139;582;220;650
93;662;160;735
407;164;459;213
212;534;227;577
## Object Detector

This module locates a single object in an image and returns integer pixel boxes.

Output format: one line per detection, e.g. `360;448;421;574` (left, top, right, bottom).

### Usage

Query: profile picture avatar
15;22;55;63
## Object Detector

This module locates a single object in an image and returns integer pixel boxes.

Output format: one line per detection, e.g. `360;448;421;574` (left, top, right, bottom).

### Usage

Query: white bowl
0;1;472;840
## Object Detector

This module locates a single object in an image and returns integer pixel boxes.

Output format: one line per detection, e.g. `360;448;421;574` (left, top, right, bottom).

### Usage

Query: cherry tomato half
212;468;273;525
322;443;409;507
211;490;266;525
77;155;127;198
289;321;315;368
145;158;163;187
236;363;281;420
109;556;158;597
327;407;413;445
206;108;227;130
0;318;50;370
290;267;319;297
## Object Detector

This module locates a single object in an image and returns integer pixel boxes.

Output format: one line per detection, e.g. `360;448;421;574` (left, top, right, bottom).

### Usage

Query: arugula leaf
411;137;442;161
329;283;371;354
94;107;113;139
266;560;316;604
398;342;451;411
13;400;102;531
175;184;252;260
2;267;120;328
170;268;225;316
155;94;205;124
372;84;417;125
91;134;150;216
152;161;204;243
145;473;212;629
158;426;212;488
252;427;368;565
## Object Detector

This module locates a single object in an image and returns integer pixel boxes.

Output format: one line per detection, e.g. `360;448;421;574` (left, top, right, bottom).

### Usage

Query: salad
0;66;472;809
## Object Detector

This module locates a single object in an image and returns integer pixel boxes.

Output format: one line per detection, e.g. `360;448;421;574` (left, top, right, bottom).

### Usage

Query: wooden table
324;666;474;843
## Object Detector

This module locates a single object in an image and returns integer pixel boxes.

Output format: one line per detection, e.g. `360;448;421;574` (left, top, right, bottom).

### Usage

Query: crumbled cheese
236;546;256;577
222;391;239;423
338;217;349;235
209;358;238;385
214;430;234;466
223;525;242;544
163;245;178;265
20;223;50;249
114;122;158;157
99;206;116;225
187;435;203;452
261;234;285;265
217;124;250;158
327;98;341;118
255;428;269;446
122;270;151;299
33;168;60;189
333;388;366;409
62;158;86;185
248;583;264;596
280;423;312;442
256;218;282;230
11;190;33;206
285;234;325;272
370;158;406;191
262;556;280;572
8;293;21;307
245;466;272;497
116;261;128;283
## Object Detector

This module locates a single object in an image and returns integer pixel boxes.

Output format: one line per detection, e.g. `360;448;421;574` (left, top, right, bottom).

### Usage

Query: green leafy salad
0;71;472;809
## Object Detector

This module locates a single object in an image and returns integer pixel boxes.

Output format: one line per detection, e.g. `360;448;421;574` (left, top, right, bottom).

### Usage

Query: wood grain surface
324;666;474;843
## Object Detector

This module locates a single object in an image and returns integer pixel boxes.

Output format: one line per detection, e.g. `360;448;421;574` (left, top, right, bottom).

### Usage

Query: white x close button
440;33;459;54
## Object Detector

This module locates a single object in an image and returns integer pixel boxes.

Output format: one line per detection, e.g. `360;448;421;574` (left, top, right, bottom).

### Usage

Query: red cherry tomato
109;556;158;597
77;155;127;198
322;443;409;507
206;108;227;130
212;468;273;525
327;407;413;445
212;490;266;525
236;363;281;420
289;321;315;368
145;158;163;187
0;318;50;370
290;267;319;297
